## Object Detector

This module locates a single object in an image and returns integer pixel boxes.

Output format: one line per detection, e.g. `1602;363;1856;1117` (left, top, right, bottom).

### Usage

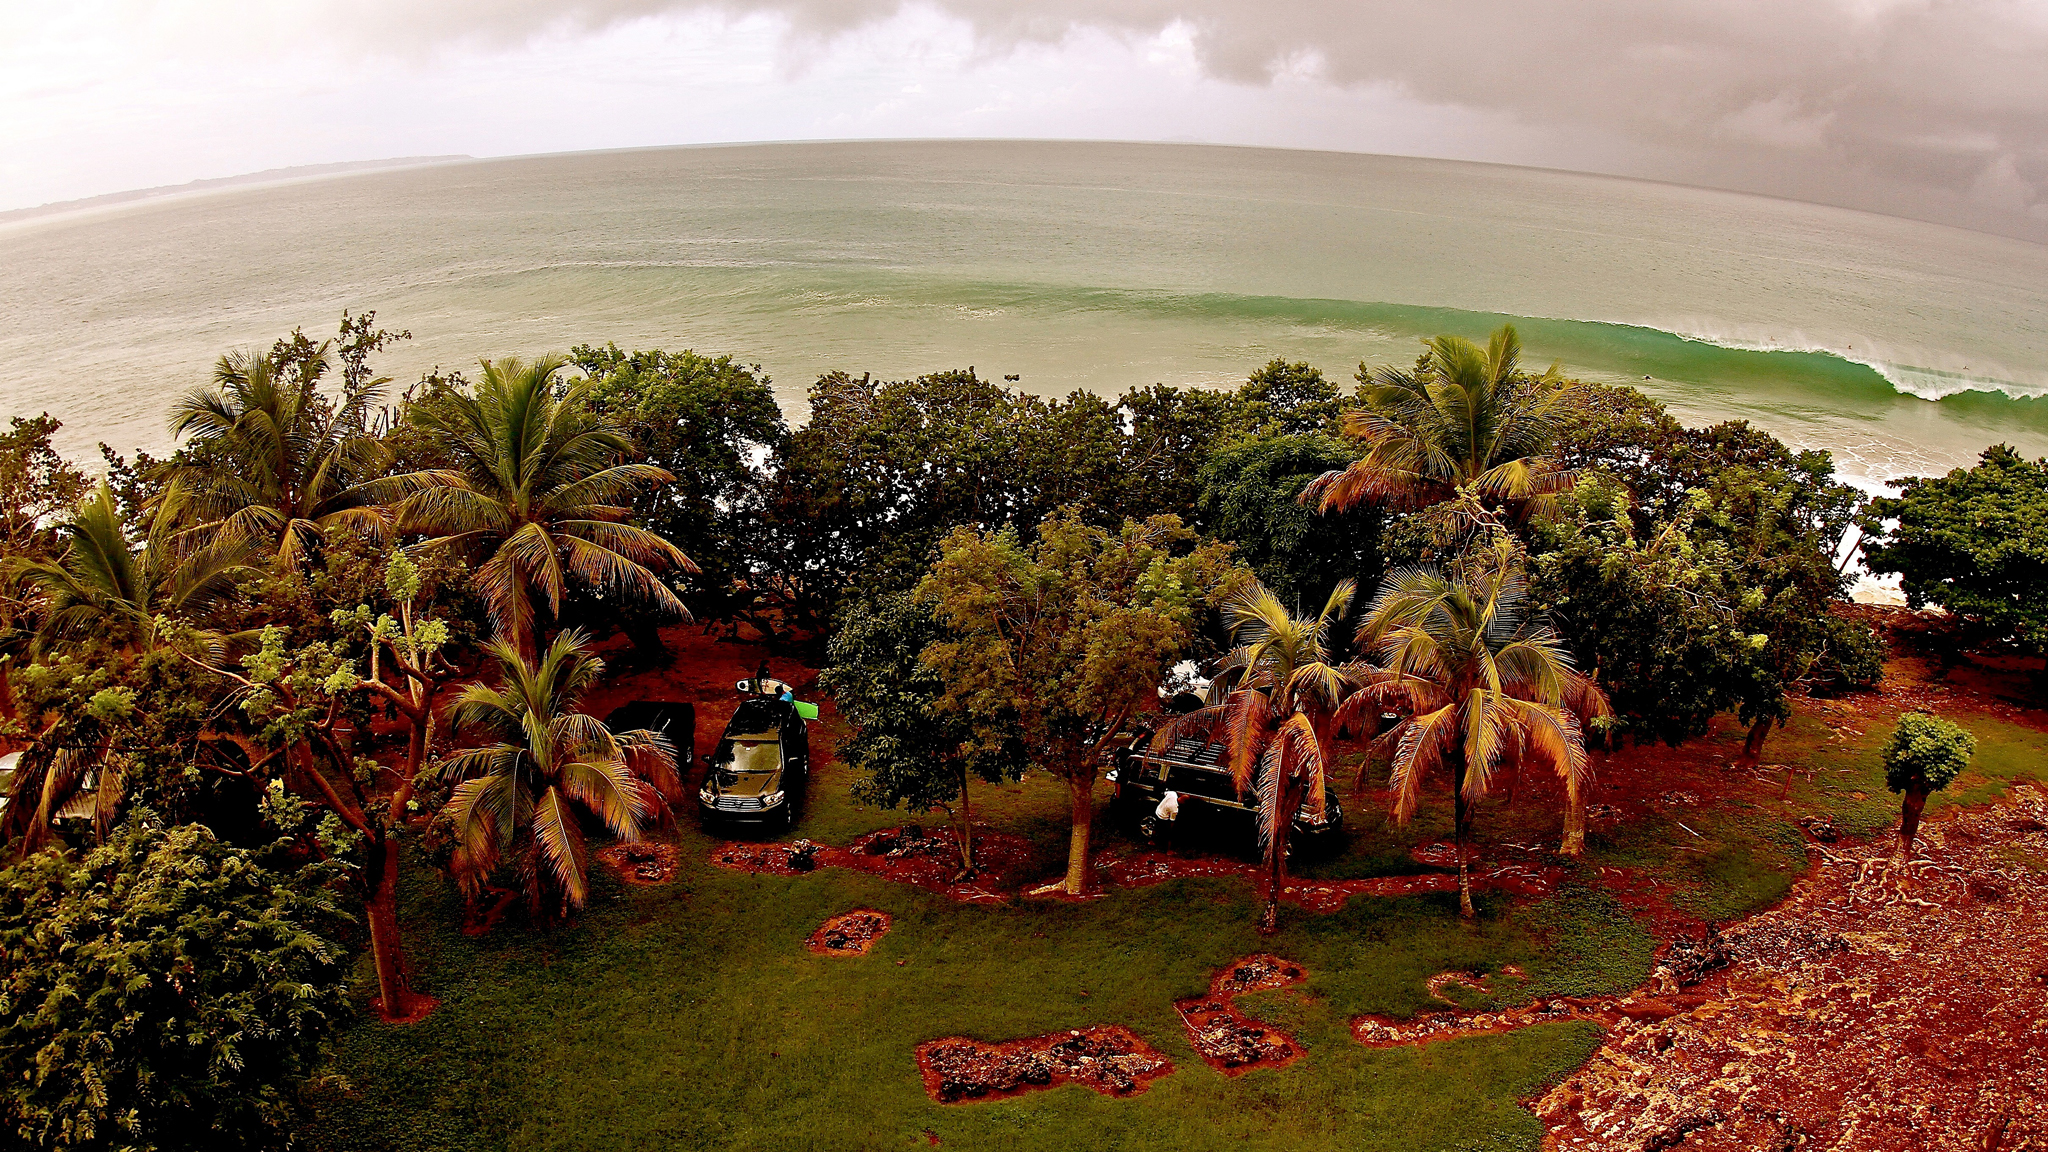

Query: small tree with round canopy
1881;711;1975;855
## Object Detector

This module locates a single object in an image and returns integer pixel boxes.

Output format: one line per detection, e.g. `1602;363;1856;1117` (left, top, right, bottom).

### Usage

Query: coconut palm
1304;324;1577;515
1;483;245;849
1338;541;1609;918
4;483;243;653
1164;578;1356;934
155;348;436;571
438;629;682;914
397;355;696;658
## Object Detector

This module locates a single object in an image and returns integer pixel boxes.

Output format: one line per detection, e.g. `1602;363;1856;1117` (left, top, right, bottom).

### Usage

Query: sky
5;1;2048;237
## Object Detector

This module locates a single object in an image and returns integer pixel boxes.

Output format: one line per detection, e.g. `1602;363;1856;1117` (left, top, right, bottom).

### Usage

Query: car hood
712;769;783;798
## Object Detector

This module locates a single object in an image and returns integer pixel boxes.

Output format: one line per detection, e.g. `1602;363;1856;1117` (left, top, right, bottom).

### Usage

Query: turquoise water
2;140;2045;486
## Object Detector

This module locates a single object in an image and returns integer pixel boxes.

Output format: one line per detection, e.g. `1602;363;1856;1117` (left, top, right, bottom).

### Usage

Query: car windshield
728;735;780;774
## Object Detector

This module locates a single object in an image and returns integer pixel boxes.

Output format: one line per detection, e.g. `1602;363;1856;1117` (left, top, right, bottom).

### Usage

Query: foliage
0;819;351;1152
0;414;90;564
1306;324;1577;515
821;593;1026;869
3;484;246;654
1343;536;1610;905
154;314;428;571
571;344;787;621
438;631;681;913
918;511;1243;892
1881;712;1975;795
1863;444;2048;653
397;355;695;655
1810;613;1887;693
1197;432;1379;612
1237;358;1343;437
1167;578;1356;930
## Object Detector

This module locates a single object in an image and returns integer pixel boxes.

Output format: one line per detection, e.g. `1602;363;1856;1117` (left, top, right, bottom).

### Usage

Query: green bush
0;821;353;1151
1881;712;1975;795
1812;615;1888;693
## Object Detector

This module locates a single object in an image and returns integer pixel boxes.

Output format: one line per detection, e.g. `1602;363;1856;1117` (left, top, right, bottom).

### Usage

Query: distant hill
0;156;474;223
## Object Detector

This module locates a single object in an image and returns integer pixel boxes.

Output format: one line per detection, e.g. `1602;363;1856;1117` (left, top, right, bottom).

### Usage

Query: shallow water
3;140;2045;486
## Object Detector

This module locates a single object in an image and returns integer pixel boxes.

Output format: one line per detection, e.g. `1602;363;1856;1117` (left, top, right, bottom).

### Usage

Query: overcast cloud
5;1;2046;235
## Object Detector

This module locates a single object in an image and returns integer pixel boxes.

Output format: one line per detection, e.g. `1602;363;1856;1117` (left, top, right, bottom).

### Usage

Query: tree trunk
1453;758;1476;920
1899;785;1930;856
365;836;425;1021
1062;770;1096;895
1257;774;1302;936
1738;715;1773;768
1559;767;1586;857
956;761;975;874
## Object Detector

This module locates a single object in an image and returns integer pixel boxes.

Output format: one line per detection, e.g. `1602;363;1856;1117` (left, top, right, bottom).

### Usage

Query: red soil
597;840;682;885
709;825;1032;903
1176;954;1310;1074
1530;788;2048;1152
915;1026;1174;1104
1090;843;1563;912
806;908;892;955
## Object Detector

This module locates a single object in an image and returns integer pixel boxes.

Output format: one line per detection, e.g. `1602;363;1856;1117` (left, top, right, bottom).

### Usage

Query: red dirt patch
916;1025;1174;1103
1529;787;2048;1151
806;908;892;955
1176;954;1310;1074
597;841;682;885
709;826;1034;903
1091;845;1563;911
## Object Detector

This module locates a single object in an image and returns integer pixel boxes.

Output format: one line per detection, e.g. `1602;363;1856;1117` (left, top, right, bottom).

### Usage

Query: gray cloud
343;0;2048;227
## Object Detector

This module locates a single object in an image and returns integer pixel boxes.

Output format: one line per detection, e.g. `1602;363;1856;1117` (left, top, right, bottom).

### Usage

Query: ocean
3;139;2046;491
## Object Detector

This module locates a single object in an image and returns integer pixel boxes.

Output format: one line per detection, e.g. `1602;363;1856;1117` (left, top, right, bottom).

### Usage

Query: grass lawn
304;653;2048;1152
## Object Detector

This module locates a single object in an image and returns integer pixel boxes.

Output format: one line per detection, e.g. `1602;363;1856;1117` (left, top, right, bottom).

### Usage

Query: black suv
1107;730;1345;854
696;683;810;832
602;701;696;759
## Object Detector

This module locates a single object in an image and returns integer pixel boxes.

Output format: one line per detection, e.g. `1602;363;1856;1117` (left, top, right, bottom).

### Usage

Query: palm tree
155;348;437;571
397;355;696;658
1166;578;1356;934
4;483;242;653
438;629;682;915
0;483;244;848
1338;541;1609;918
1304;324;1577;515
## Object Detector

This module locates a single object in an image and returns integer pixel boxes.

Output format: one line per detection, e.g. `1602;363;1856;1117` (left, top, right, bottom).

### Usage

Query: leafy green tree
155;316;429;572
1197;433;1380;612
0;414;89;564
439;630;681;914
1115;383;1244;517
0;819;351;1152
1881;712;1975;854
1238;358;1343;437
1864;445;2048;654
571;344;787;623
1171;578;1356;933
1528;477;1770;746
918;512;1243;894
1344;539;1609;914
822;594;1025;873
398;355;696;657
1306;324;1577;515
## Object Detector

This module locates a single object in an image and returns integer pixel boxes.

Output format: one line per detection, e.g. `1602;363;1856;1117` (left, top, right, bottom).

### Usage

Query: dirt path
1532;787;2048;1151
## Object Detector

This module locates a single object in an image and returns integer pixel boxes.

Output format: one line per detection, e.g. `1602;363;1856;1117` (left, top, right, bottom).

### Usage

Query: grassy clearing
307;667;2048;1152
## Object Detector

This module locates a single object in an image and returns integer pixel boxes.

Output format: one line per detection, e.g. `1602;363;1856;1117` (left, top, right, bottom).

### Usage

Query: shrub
0;820;352;1151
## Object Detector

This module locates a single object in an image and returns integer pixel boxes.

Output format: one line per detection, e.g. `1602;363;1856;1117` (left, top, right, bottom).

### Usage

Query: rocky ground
917;1026;1174;1103
806;908;891;955
1534;787;2048;1151
1176;954;1309;1073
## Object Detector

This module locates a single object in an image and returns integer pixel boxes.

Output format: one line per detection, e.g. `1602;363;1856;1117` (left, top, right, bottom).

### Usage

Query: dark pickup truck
1106;730;1345;854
